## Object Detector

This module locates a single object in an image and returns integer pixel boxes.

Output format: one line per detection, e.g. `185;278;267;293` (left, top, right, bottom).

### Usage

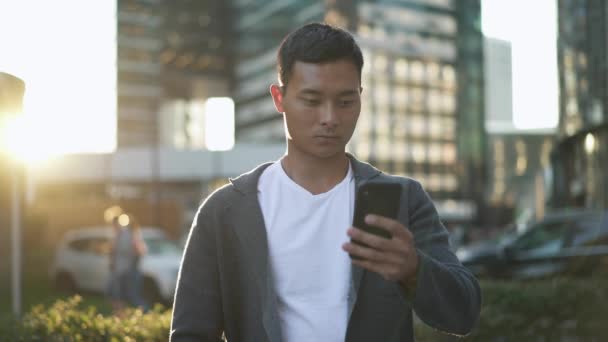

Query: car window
67;237;111;255
570;216;608;246
68;239;90;252
90;237;112;255
513;221;569;252
144;237;181;255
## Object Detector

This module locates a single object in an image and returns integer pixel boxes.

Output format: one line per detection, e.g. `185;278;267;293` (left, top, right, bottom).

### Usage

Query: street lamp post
0;72;26;317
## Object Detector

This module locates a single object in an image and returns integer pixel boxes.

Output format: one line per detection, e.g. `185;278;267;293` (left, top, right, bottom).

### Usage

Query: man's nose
320;103;338;127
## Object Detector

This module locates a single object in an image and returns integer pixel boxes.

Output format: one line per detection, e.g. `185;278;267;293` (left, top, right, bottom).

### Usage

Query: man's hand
342;214;419;290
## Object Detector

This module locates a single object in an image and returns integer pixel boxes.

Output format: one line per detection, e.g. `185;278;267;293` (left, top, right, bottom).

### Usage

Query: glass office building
117;0;232;148
550;0;608;210
116;0;164;147
557;0;608;137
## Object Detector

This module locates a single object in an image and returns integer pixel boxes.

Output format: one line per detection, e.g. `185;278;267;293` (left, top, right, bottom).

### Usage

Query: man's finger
347;227;393;251
342;241;404;264
351;259;398;280
365;214;413;241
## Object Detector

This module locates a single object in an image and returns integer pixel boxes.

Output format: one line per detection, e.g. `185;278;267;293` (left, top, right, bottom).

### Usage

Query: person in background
108;212;148;312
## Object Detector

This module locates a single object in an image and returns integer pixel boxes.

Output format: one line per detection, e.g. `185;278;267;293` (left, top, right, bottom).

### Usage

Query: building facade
557;0;608;137
117;0;233;149
551;0;608;210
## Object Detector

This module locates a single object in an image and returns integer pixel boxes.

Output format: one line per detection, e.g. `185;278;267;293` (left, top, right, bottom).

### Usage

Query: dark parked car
456;210;608;279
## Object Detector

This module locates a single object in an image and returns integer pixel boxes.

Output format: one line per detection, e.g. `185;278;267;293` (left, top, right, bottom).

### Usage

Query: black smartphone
350;182;402;259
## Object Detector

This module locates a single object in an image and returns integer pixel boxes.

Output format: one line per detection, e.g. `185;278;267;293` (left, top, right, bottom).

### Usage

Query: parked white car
50;226;182;304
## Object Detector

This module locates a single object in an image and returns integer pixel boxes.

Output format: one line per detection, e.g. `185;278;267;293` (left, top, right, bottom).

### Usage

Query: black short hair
277;23;364;90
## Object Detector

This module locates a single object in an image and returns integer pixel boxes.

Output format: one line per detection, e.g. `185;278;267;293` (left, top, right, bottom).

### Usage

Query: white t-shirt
257;160;355;342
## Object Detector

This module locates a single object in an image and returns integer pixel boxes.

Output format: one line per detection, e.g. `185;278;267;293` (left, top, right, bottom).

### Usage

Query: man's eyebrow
337;90;359;97
297;89;360;96
297;88;321;96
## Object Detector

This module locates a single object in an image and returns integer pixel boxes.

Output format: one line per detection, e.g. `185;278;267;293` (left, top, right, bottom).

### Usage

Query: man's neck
280;151;350;195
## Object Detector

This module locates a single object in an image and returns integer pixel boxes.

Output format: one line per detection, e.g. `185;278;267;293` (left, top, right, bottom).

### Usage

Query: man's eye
339;99;355;107
302;98;320;106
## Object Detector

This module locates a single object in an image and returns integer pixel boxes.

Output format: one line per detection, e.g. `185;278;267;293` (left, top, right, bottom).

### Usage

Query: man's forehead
288;60;360;92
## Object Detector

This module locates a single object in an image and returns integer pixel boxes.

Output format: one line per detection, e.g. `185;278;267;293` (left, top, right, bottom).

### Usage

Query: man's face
270;59;362;160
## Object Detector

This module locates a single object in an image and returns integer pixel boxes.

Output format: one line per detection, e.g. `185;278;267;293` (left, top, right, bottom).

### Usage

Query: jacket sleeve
170;195;224;341
405;180;481;336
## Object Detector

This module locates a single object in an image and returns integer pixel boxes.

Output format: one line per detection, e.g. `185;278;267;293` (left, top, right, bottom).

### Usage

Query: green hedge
416;275;608;341
3;296;171;341
4;276;608;341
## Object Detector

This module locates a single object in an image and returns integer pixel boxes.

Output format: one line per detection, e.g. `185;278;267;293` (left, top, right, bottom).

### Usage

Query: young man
171;23;481;342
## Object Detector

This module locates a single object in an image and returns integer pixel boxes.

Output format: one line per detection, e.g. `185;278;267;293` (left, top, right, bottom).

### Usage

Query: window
412;143;426;163
68;239;90;252
90;238;112;256
428;143;442;164
409;116;426;138
395;58;408;81
513;222;568;252
411;61;424;83
374;54;388;73
393;85;408;110
145;238;181;255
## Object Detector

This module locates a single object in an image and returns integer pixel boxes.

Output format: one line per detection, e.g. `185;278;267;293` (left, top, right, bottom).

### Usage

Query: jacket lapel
227;163;282;342
346;154;382;317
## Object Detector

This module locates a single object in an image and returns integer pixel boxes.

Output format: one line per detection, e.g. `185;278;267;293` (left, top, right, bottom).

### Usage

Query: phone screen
350;182;402;257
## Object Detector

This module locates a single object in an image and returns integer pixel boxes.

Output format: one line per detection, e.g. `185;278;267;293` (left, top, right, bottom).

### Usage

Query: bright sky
0;1;116;162
482;0;559;131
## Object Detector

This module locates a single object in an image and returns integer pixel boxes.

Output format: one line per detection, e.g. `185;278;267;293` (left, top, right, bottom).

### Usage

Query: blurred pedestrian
108;212;147;312
171;23;481;341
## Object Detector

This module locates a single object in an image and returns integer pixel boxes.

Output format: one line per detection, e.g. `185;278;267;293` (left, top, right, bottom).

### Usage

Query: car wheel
143;276;164;306
55;272;77;293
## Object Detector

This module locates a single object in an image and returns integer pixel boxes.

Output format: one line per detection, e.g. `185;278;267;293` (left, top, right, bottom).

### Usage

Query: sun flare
0;0;117;163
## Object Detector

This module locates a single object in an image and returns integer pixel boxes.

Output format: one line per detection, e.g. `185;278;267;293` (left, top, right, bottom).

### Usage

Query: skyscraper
549;0;608;210
557;0;608;136
117;0;164;147
116;0;232;149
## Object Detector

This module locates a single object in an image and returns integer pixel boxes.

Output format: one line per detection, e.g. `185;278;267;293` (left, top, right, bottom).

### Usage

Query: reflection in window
376;112;390;137
395;58;408;80
411;88;425;111
427;62;440;84
394;85;408;109
429;143;442;164
427;90;441;114
442;91;456;113
515;223;566;252
356;139;371;160
358;23;372;37
374;54;388;72
444;174;458;191
362;49;373;76
376;135;391;161
375;84;390;105
393;139;407;162
411;61;424;83
443;143;456;163
409;116;426;137
374;25;387;40
429;116;441;138
442;65;455;88
428;173;441;192
442;118;456;139
412;143;426;162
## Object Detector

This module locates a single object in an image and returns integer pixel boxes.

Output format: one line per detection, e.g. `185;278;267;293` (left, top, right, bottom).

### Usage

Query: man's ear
270;84;285;113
